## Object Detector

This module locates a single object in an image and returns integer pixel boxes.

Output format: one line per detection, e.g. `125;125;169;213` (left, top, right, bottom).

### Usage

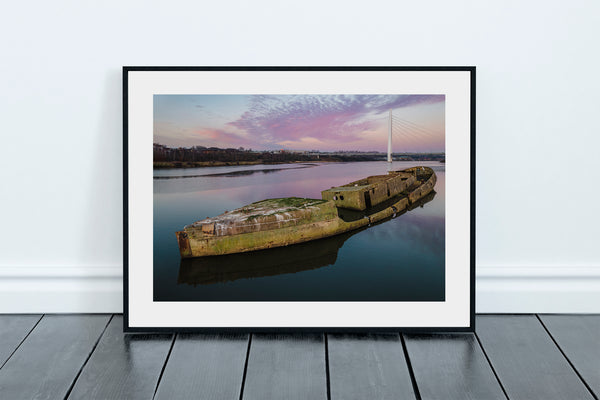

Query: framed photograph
124;67;475;332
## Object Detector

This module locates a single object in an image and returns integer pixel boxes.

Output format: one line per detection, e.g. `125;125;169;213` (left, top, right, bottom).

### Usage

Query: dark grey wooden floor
0;315;598;400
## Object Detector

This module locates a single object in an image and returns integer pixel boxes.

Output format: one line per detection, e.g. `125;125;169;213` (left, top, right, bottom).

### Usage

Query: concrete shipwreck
175;166;437;258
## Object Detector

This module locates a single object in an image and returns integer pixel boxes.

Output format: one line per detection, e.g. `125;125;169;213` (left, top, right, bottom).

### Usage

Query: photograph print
153;94;446;302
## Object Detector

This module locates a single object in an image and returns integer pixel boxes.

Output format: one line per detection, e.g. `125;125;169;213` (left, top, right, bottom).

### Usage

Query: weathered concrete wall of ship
408;171;437;203
387;174;415;198
368;173;416;207
321;185;368;209
202;202;337;237
321;172;416;210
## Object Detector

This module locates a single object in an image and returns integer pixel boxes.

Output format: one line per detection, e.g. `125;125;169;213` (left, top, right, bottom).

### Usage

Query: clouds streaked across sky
154;94;445;152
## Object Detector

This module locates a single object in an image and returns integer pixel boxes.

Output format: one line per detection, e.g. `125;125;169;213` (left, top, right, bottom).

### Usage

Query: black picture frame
123;66;475;333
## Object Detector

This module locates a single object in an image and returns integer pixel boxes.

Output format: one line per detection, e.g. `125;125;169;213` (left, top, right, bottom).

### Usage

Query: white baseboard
1;266;599;314
0;266;123;313
476;266;600;313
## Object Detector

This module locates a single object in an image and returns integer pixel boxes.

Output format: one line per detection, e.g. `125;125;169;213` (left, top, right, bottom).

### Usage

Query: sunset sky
153;94;445;152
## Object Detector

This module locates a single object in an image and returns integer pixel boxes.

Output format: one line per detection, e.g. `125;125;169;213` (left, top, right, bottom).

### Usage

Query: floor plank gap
0;314;43;371
400;334;422;400
473;331;510;400
238;333;252;400
63;314;114;400
152;333;177;400
536;315;599;400
324;334;331;400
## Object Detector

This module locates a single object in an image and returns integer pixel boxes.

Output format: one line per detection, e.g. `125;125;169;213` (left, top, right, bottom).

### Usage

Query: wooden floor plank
0;314;110;400
242;333;327;400
0;314;41;368
66;315;173;400
154;333;249;400
539;314;600;398
328;333;416;400
404;333;506;400
476;315;595;400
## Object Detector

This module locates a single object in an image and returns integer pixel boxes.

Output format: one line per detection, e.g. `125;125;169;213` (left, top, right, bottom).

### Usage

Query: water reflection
154;161;445;302
178;230;346;286
178;191;436;286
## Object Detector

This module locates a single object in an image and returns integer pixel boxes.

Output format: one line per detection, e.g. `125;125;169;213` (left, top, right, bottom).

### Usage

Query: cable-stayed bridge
385;110;441;162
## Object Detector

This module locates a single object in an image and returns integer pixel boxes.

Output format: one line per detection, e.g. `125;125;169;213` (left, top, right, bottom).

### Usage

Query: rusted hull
176;167;437;258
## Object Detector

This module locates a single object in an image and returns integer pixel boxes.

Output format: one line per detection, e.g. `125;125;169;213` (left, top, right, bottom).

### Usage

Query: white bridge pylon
387;109;392;163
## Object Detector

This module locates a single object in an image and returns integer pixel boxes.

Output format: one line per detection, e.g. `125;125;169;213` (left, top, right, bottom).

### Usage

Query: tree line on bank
153;144;444;168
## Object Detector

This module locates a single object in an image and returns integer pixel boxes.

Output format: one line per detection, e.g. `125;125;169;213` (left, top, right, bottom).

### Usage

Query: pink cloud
227;95;443;150
196;128;264;149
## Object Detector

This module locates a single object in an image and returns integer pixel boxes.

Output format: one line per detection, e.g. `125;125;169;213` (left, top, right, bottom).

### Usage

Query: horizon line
153;143;445;154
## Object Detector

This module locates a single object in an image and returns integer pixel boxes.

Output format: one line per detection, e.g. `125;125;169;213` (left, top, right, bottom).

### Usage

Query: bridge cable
392;117;439;137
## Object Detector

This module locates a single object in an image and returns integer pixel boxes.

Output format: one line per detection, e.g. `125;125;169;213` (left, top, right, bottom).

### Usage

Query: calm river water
154;161;445;301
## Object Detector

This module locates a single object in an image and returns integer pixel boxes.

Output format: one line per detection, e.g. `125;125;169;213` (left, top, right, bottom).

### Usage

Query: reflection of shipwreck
178;229;348;286
178;190;437;285
176;166;437;258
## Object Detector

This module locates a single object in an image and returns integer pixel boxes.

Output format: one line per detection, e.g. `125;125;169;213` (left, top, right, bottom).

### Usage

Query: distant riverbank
153;160;330;169
153;144;444;169
154;158;446;169
154;157;445;169
152;157;384;169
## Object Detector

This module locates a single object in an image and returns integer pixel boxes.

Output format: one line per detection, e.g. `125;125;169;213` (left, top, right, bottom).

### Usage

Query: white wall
1;0;599;313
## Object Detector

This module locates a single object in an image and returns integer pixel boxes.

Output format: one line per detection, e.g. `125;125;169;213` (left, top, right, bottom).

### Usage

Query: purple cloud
228;95;443;148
